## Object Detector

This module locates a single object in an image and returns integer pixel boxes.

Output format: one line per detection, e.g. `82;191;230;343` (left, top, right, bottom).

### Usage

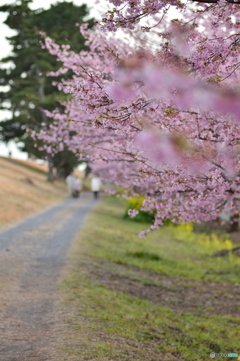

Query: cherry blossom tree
36;0;240;234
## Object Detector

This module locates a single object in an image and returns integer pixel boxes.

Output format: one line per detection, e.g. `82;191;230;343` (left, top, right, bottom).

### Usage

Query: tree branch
192;0;240;3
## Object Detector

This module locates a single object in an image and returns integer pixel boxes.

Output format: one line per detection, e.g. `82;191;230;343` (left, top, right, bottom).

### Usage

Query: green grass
73;200;240;283
58;197;240;361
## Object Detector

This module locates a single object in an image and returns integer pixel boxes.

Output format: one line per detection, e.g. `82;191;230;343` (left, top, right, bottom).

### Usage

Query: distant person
8;151;12;158
65;172;75;197
91;175;101;199
73;177;82;198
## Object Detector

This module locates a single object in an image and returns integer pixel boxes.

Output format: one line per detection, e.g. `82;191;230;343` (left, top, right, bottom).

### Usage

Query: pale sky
0;0;100;159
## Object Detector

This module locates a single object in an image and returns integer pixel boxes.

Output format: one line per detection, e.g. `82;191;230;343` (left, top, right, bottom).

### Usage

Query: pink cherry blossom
35;0;240;234
128;209;139;217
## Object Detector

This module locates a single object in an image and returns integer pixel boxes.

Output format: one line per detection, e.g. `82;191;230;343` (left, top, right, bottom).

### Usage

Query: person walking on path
66;173;83;198
66;172;75;197
73;177;82;198
91;174;101;199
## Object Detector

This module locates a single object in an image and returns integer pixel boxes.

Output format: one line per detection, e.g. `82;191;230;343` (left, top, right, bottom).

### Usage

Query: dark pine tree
0;0;94;180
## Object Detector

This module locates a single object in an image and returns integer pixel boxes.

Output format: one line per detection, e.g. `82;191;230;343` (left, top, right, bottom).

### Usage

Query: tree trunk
84;164;92;178
37;69;54;181
228;214;239;233
47;155;54;182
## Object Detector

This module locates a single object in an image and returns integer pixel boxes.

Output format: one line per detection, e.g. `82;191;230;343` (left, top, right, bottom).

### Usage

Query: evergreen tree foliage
0;0;94;178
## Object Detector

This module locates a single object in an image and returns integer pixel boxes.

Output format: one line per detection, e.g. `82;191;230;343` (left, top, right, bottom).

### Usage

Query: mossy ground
57;197;240;361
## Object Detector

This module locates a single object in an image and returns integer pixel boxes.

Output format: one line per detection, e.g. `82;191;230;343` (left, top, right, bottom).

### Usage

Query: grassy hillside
56;198;240;361
0;156;66;228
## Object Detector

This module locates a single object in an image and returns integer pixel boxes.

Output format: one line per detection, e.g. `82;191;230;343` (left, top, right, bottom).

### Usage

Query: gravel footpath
0;192;96;361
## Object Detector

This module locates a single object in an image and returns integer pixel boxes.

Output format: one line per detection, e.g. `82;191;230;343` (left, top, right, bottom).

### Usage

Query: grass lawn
57;197;240;361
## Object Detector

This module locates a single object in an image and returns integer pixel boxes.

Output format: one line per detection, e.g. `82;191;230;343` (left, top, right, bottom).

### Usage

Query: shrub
123;196;155;223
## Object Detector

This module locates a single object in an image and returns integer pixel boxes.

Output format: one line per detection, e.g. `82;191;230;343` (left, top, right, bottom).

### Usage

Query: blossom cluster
37;0;240;235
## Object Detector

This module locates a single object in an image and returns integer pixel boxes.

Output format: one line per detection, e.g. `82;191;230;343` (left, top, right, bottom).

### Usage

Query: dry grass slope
0;157;66;228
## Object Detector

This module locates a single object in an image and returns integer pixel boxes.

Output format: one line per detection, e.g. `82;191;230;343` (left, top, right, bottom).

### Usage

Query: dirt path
0;193;96;361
